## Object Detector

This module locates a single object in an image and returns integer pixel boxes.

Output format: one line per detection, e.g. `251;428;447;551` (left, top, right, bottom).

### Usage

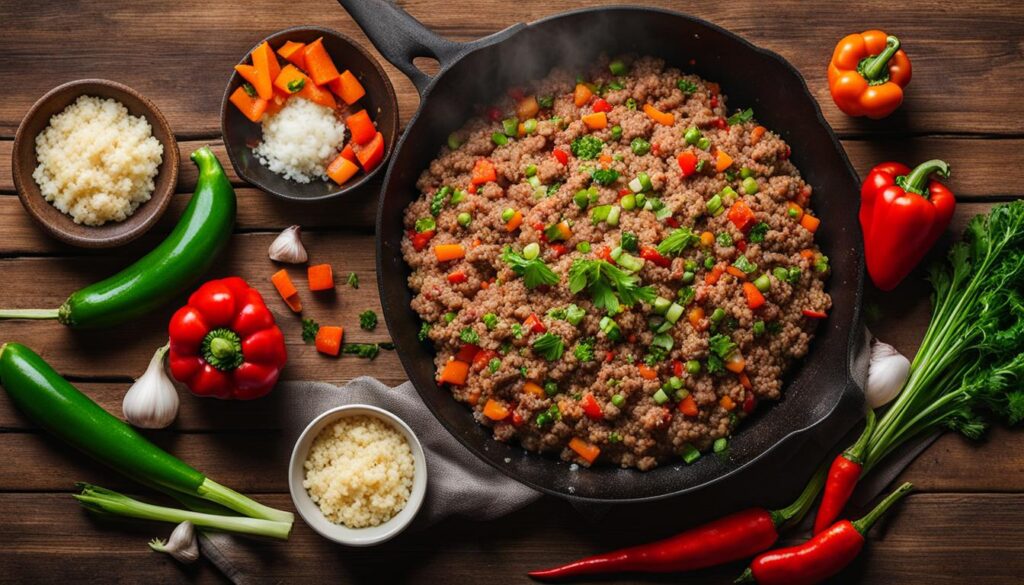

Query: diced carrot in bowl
307;264;334;291
346;110;376;145
234;64;260;90
273;64;310;95
297;80;337;109
329;70;366;105
354;132;385;172
250;41;280;100
276;40;306;69
327;154;359;185
229;86;268;123
303;37;341;86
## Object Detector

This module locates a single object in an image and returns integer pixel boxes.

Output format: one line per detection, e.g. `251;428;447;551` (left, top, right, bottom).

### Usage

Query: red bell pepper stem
896;159;951;196
859;35;901;82
528;466;827;580
813;410;876;534
737;482;913;585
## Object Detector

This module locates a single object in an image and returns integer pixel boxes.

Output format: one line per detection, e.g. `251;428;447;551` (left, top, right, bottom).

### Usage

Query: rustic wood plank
0;493;1022;584
1;0;1021;138
0;232;404;385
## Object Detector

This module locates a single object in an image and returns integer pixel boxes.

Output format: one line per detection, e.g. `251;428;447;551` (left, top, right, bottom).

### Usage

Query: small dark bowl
12;79;180;248
220;26;399;202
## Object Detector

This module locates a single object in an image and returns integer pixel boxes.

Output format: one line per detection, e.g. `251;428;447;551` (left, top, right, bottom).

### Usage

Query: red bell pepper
168;277;287;400
639;245;671;267
860;159;955;290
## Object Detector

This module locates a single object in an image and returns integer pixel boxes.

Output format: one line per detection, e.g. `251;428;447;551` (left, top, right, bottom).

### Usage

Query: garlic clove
268;225;308;264
123;344;179;429
149;521;199;564
866;339;911;409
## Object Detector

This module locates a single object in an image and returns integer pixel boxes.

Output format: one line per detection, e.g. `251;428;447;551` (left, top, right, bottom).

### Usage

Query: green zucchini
0;146;236;328
0;342;292;525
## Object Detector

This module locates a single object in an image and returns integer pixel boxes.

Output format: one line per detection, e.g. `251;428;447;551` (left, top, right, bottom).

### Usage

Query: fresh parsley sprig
502;246;560;288
568;258;656;313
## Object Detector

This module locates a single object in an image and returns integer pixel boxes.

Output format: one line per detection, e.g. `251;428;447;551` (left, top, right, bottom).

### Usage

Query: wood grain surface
0;0;1021;583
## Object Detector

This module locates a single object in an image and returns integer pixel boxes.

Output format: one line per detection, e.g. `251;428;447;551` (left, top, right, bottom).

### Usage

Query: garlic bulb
866;339;911;408
268;225;308;263
123;344;179;429
149;521;199;564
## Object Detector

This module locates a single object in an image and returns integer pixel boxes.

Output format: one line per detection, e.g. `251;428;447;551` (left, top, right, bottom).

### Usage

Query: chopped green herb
341;343;393;360
592;168;620;186
733;255;757;274
301;318;320;344
657;227;699;256
574;337;596;362
626;98;637;110
630;137;651;156
677;79;698;94
538;95;554;109
717;232;734;247
677;286;696;306
532;333;565;361
727;108;755;125
570;135;604;160
488;358;501;373
459;328;479;344
511;323;523;339
286;78;305;93
359;310;378;331
568;259;657;313
502;246;560;288
707;333;738;374
482;313;499;330
748;222;769;243
609;59;628;76
565;304;586;326
418;321;432;342
621;232;639;253
414;217;436;233
546;182;562;197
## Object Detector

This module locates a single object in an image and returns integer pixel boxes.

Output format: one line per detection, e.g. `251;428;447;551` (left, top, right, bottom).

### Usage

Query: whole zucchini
0;146;236;328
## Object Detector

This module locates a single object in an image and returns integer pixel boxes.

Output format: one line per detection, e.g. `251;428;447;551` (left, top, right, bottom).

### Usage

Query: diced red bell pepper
678;395;699;416
597;246;613;262
552;148;569;165
672;360;684;378
665;217;680;228
743;282;766;309
472;349;498;372
728;200;757;232
640;245;671;267
447;271;468;284
592;98;612;113
677;151;698;177
550;243;568;258
410;229;435;251
471;159;497;185
715;117;728;129
802;309;828;319
486;106;503;122
455;343;481;363
523;313;547;333
737;239;747;252
580;393;604;420
353;131;385;172
511;411;525;427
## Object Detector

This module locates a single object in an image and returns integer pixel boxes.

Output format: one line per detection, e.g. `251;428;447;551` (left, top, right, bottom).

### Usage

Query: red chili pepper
604;350;614;363
813;411;876;534
860;159;955;291
529;469;828;580
410;229;435;251
168;277;287;400
639;245;671;267
592;98;612;113
597;246;613;262
618;187;632;197
552;148;569;165
580;393;604;420
737;483;912;585
677;151;698;176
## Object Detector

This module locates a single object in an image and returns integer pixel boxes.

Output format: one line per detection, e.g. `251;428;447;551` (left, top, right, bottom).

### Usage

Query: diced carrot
234;64;260;89
787;201;805;222
725;351;747;373
573;83;593;107
328;70;367;105
523;381;545;397
433;244;466;262
517;122;526;137
738;372;753;390
439;360;470;386
700;231;715;247
800;213;821;233
726;266;747;280
638;364;658;380
273;64;310;95
728;200;756;232
354;131;385;172
715;149;734;172
307;263;334;291
643;103;674;126
705;265;725;285
229;86;268;123
470;159;497;185
315;326;343;356
516;96;539;121
326;153;360;185
598;153;613;165
688;306;705;329
505;210;523;232
282;294;302;313
250;41;280;100
297;80;337;109
720;395;736;411
800;249;816;261
482;399;511;421
264;90;289;117
750;125;767;145
302;37;341;86
339;144;357;162
271;269;299;302
276;40;307;69
345;109;376;145
582;111;607;130
743;282;766;310
678;394;699;417
568;437;601;464
467;389;482;406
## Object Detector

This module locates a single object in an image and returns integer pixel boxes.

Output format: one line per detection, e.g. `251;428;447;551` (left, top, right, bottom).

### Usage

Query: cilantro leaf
677;79;698;94
656;227;699;256
727;108;755;125
533;333;565;361
568;259;656;312
418;321;432;342
301;318;320;344
502;246;560;288
359;310;378;331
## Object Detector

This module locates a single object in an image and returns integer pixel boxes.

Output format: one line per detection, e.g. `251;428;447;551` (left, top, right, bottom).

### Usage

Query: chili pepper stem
843;409;876;464
852;481;913;535
896;159;951;196
859;35;901;81
770;462;828;529
0;308;60;320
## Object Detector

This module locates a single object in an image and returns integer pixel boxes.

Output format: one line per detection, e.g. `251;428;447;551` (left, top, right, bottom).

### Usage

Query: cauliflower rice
32;95;163;226
254;97;346;183
303;415;414;528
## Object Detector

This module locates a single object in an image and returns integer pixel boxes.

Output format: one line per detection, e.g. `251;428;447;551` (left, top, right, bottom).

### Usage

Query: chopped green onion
733;255;757;274
626;98;637;110
448;133;462;150
616;252;643;272
591;204;612;224
653;388;670;404
573;189;591;209
527;175;542;189
450;189;467;204
621;232;639;252
706;194;724;216
599;316;622;341
681;444;701;464
502;117;518;136
523;242;540;260
742;176;759;194
538;95;554;108
606;205;622;227
651;333;674;351
713;437;729;453
620;193;636;210
665;302;684;324
653;296;672;315
710;307;726;323
667;376;683;389
753;273;771;292
677;286;696;306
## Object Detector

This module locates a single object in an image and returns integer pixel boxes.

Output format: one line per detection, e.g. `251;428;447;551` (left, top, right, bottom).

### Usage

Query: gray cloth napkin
201;335;930;584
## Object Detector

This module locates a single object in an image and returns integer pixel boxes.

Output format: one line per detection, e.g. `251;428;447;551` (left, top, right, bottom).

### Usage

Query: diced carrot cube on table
271;269;301;312
315;326;344;356
307;264;334;291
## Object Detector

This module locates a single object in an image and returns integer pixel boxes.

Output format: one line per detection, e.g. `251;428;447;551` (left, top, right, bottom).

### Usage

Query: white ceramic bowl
288;404;428;546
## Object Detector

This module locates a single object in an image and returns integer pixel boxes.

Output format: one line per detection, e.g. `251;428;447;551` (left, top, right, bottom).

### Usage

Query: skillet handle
337;0;522;95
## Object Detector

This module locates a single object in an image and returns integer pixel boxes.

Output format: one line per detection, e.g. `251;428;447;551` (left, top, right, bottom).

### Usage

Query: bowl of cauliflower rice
289;404;428;546
12;79;179;248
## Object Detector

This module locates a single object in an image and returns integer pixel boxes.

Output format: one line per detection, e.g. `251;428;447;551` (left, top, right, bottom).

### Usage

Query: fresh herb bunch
865;201;1024;469
502;246;560;288
568;259;656;313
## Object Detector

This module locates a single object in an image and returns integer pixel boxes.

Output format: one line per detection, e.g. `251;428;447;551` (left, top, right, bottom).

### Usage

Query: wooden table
1;1;1022;582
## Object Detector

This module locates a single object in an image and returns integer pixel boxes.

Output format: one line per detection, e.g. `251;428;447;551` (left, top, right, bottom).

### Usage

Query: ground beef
401;56;831;470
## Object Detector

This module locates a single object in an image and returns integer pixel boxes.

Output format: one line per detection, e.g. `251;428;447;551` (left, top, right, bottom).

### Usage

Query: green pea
611;394;625;407
523;242;540;260
457;212;472;227
501;208;515;222
684;127;701;145
681;271;695;284
447;133;462;150
524;118;538;134
697;137;711;150
611;125;623;140
686;360;701;374
492;132;509;146
577;241;592;253
710;308;726;322
740;167;754;179
525;164;537;177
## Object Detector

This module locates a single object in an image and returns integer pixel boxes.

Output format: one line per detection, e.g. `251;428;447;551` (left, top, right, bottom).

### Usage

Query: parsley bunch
568;259;656;313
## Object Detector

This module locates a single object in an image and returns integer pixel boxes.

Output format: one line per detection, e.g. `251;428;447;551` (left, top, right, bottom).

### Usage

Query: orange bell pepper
643;103;674;126
483;399;511;421
582;112;607;130
433;244;466;262
439;360;470;385
568;438;601;464
573;83;593;107
827;31;911;119
516;96;540;121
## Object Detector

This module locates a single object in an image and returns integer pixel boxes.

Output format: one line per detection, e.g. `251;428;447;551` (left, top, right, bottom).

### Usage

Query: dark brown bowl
12;79;180;248
220;26;399;202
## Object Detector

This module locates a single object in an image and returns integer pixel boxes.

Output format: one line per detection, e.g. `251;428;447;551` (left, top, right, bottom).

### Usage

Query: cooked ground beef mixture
402;56;831;470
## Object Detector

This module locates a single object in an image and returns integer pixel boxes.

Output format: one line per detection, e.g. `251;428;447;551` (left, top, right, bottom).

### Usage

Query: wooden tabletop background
1;0;1022;583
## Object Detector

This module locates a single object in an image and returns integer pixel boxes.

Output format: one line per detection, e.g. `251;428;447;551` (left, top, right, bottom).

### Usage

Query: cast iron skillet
340;0;868;502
